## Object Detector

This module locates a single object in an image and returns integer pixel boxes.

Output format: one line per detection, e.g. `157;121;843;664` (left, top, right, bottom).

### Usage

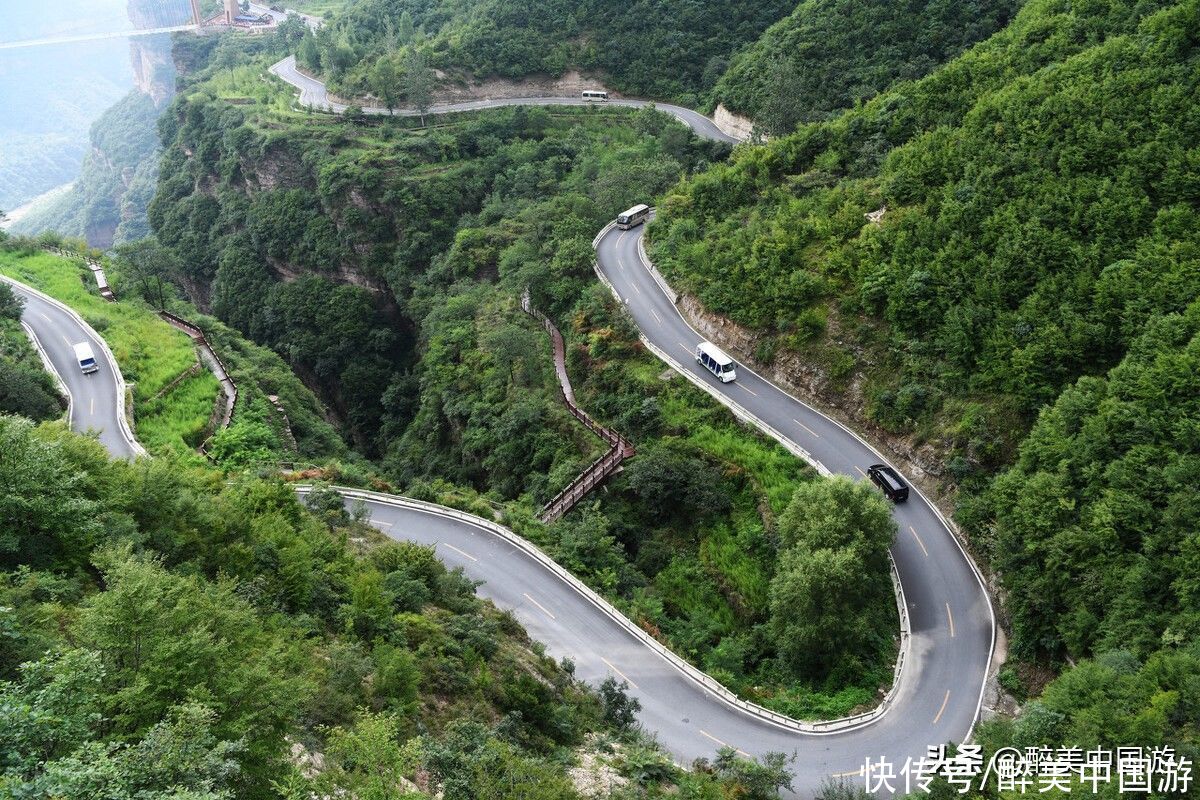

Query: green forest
712;0;1019;134
3;0;1200;795
0;415;801;798
294;0;795;103
142;20;903;721
643;0;1200;765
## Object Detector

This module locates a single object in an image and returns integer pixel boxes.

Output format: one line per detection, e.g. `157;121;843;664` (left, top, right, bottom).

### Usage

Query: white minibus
696;341;736;383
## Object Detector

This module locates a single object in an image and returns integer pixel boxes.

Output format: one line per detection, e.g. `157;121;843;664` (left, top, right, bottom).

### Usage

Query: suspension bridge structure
0;0;257;52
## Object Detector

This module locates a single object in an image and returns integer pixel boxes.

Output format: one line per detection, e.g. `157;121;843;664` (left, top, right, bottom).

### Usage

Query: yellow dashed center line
601;657;639;690
909;525;929;557
523;592;556;620
946;602;956;638
698;729;751;758
793;419;820;438
932;690;951;725
438;542;477;562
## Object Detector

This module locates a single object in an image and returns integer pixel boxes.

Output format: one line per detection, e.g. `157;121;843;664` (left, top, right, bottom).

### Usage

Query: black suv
867;464;909;503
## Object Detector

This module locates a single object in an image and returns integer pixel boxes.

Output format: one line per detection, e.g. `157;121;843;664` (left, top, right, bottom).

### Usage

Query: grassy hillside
712;0;1019;133
0;247;213;456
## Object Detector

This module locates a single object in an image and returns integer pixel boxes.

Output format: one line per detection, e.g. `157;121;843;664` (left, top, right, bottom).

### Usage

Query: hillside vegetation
652;0;1199;486
650;0;1200;680
712;0;1019;133
297;0;795;103
1;416;801;799
0;282;62;422
143;22;905;719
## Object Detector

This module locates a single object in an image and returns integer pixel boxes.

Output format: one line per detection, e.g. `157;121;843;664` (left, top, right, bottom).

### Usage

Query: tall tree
768;477;896;681
370;56;400;115
113;237;179;311
403;50;436;126
760;58;804;137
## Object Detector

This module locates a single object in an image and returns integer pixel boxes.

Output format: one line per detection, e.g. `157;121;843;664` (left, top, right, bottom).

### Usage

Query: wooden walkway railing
157;310;239;435
521;290;634;523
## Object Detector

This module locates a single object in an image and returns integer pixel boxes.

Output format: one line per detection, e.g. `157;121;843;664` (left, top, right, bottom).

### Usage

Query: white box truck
73;341;99;374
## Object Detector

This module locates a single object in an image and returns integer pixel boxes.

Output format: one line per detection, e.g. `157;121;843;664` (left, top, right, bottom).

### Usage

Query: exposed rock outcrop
713;103;757;141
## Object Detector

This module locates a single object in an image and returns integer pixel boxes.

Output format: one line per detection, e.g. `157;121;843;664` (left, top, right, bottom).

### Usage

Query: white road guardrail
307;484;911;735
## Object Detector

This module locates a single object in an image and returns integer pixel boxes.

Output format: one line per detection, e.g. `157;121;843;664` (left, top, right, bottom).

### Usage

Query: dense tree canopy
962;302;1200;662
769;478;897;682
298;0;795;103
713;0;1018;133
651;0;1200;476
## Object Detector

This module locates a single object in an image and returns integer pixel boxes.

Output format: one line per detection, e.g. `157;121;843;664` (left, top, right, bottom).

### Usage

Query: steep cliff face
126;0;181;103
11;0;178;246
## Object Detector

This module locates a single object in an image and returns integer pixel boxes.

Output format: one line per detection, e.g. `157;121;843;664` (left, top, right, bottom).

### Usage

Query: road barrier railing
310;483;910;735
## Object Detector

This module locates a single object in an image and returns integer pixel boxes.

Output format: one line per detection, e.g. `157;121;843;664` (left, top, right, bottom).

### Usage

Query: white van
73;341;99;374
696;341;736;383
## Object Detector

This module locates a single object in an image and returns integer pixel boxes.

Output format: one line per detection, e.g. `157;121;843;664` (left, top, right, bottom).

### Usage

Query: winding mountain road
3;275;142;458
268;55;742;144
593;222;997;788
15;186;995;798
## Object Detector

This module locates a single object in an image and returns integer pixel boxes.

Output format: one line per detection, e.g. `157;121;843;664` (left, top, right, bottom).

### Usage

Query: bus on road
696;341;737;383
582;90;609;101
616;204;650;230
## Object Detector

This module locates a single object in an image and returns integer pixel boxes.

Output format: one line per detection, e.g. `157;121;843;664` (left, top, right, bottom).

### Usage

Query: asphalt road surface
268;55;742;144
590;222;995;790
5;276;141;459
20;229;995;795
